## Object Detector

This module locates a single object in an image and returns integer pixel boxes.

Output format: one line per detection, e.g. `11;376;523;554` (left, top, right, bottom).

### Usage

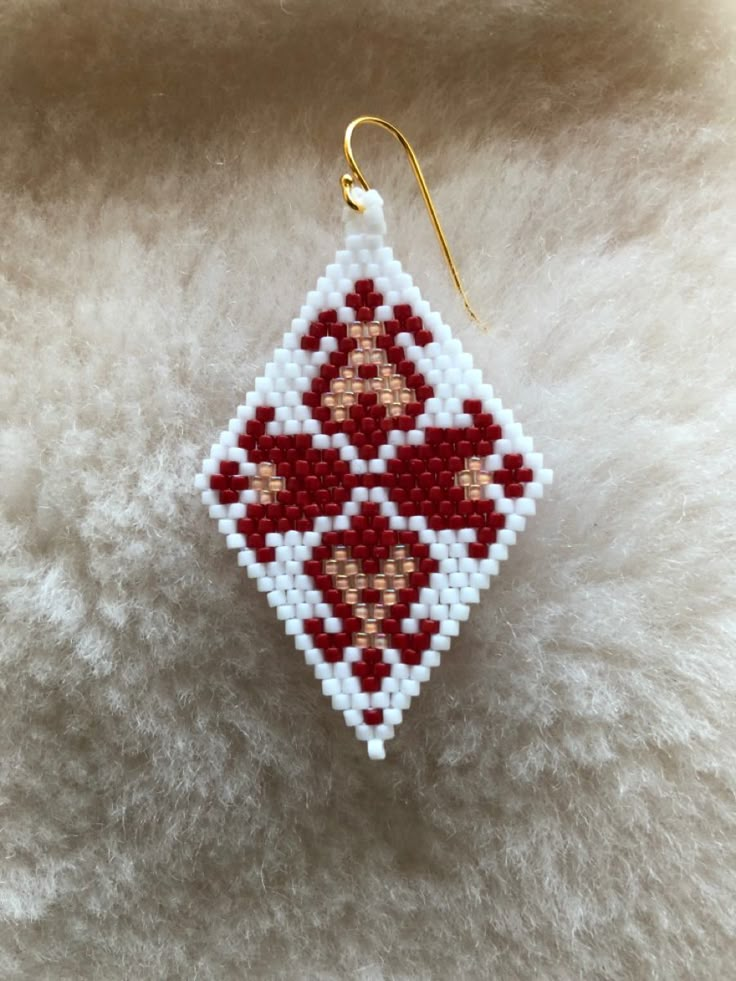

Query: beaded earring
196;116;552;760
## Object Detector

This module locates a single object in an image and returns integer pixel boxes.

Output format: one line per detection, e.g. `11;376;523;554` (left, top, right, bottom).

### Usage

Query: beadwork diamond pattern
196;188;551;759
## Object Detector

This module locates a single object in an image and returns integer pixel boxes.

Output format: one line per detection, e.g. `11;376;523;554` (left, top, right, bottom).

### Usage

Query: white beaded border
196;188;552;759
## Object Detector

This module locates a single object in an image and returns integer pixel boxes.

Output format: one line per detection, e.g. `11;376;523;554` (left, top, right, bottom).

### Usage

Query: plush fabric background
1;0;735;978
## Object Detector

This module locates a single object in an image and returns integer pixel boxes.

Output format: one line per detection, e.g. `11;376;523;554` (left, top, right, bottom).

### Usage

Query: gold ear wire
341;115;484;328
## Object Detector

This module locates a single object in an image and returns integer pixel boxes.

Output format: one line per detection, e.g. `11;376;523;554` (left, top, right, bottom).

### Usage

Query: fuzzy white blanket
2;0;735;977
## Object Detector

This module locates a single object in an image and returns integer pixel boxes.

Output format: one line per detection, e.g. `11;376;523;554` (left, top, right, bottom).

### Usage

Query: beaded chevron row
196;188;551;760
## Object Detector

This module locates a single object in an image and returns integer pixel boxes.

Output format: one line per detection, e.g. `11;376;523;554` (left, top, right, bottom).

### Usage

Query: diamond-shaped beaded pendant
196;186;551;759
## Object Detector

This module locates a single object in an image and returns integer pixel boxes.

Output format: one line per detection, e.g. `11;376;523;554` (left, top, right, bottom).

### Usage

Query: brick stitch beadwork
196;187;552;760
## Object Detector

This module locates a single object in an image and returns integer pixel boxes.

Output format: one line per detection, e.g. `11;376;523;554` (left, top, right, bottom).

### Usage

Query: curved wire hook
341;115;483;327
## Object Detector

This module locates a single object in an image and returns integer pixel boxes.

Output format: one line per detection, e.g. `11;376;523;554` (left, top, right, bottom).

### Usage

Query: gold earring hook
340;115;483;328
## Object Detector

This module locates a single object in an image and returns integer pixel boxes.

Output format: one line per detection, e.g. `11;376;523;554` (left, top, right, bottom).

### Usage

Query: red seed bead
324;648;342;663
503;453;524;469
361;676;380;693
506;483;524;498
516;468;533;482
363;708;383;725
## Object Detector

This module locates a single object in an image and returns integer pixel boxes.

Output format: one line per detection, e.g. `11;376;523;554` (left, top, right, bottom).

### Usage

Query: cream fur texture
1;1;735;978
